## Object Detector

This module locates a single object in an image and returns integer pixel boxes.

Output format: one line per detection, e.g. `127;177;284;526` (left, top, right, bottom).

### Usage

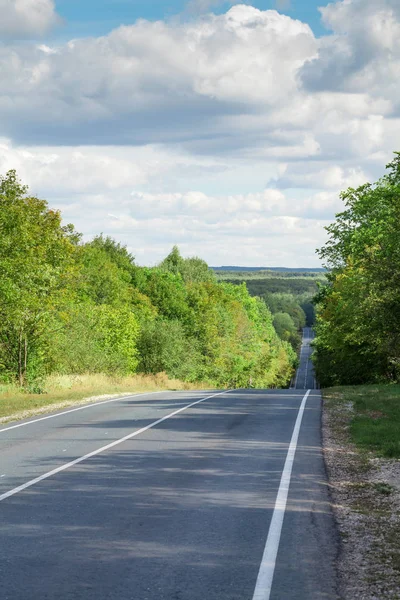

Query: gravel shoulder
323;391;400;599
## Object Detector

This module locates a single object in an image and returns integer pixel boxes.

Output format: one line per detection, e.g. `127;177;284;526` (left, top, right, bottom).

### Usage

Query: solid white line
0;390;193;434
294;344;303;389
0;390;231;502
252;389;311;600
304;349;309;390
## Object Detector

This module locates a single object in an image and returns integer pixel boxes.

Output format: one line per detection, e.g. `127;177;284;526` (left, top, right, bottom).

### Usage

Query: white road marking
252;389;311;600
0;390;231;502
0;390;199;434
294;343;303;389
304;347;309;389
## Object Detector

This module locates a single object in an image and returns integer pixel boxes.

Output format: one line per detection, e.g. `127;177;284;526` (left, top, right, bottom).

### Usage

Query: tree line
0;170;297;391
215;271;317;350
314;153;400;386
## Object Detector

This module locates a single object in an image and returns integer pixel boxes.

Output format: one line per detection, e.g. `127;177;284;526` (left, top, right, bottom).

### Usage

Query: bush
52;304;140;376
137;319;203;382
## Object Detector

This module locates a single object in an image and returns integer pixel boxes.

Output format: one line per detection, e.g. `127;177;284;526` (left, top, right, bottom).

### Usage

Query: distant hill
212;266;326;273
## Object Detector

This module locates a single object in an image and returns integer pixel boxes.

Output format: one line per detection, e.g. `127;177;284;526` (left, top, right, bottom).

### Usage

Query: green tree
160;245;216;283
264;293;306;330
52;304;140;375
137;319;202;381
0;171;77;385
273;313;301;349
133;267;190;321
314;153;400;385
77;242;133;307
0;171;298;391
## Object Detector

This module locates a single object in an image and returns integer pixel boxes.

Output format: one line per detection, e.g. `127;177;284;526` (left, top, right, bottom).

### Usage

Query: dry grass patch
0;372;213;424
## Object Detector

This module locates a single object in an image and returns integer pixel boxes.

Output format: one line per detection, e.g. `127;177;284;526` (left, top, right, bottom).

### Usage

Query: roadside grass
0;373;213;423
324;384;400;458
323;384;400;597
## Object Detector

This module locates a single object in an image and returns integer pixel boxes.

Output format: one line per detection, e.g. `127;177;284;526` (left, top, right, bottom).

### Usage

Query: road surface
293;327;317;390
0;333;338;599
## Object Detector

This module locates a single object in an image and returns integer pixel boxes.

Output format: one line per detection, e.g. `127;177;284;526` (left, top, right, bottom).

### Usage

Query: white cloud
275;163;369;190
301;0;400;112
0;6;317;150
0;137;333;265
1;1;399;265
0;0;59;39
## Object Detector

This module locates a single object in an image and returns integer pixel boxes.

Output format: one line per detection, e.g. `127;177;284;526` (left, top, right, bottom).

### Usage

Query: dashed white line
0;390;201;434
252;389;311;600
0;390;232;503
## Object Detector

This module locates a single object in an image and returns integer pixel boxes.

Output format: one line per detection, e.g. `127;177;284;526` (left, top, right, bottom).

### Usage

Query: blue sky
53;0;332;40
0;0;398;267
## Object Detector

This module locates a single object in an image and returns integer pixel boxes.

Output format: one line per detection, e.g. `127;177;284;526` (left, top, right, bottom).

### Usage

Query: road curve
0;352;338;599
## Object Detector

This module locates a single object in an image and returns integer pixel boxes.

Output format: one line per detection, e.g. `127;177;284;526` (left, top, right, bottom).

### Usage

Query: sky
53;1;331;39
1;0;399;267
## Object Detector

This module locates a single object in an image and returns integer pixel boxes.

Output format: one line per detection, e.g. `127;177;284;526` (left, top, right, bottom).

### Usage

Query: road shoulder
322;390;400;599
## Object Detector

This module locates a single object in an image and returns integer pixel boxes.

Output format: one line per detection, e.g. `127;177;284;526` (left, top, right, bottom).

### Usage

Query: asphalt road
0;338;338;599
293;327;317;390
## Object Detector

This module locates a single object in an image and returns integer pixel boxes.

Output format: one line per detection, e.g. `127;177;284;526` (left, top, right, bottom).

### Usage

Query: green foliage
90;234;136;277
222;277;322;297
77;241;133;307
214;269;325;280
133;267;189;321
265;293;306;330
0;170;77;385
314;152;400;386
52;304;139;375
299;297;316;327
160;245;216;283
273;313;301;348
0;172;297;390
137;319;202;381
214;268;318;337
325;384;400;458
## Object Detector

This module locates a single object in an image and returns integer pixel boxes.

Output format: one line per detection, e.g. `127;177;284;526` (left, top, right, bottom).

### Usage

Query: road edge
322;391;400;599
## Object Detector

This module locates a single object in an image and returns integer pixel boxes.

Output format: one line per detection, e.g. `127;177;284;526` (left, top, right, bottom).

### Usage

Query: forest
313;153;400;387
214;269;319;349
0;170;298;394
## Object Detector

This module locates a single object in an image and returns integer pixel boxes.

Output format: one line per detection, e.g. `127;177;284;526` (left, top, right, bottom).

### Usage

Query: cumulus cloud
1;1;399;265
0;0;59;39
274;163;369;190
0;2;396;165
0;137;334;265
301;0;400;112
60;189;332;266
0;138;238;195
0;5;316;150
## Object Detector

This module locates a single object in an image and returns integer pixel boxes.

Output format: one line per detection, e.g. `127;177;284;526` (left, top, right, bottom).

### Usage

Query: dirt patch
323;397;400;599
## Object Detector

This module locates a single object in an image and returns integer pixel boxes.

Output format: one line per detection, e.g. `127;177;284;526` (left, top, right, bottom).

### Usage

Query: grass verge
323;384;400;599
0;373;213;424
324;384;400;458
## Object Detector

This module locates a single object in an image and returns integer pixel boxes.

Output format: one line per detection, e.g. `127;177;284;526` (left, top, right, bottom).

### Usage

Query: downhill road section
0;371;337;599
293;327;317;390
